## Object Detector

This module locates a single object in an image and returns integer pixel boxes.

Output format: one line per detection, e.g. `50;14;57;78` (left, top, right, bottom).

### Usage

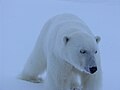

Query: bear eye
95;51;97;54
80;49;86;54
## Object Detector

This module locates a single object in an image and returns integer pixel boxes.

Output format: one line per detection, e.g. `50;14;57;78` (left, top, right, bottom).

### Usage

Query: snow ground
1;0;120;90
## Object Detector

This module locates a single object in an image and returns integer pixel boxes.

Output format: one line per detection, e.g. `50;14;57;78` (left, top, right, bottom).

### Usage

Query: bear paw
26;77;44;83
71;88;80;90
19;75;44;83
71;87;81;90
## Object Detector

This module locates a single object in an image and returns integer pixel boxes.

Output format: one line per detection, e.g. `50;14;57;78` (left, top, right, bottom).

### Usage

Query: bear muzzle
89;66;97;74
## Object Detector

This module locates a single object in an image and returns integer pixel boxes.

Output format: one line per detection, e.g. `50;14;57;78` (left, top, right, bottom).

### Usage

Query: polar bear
19;14;102;90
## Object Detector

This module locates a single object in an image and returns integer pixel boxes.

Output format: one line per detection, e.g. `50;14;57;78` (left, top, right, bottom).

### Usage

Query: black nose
89;66;97;74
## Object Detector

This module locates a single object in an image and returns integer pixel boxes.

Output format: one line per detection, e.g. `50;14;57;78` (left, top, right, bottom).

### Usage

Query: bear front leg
70;82;82;90
70;71;82;90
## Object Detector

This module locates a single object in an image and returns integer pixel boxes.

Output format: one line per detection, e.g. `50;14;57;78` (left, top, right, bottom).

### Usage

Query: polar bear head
55;31;101;74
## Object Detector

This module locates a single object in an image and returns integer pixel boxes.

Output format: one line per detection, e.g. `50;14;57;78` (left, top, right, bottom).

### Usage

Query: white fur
19;14;102;90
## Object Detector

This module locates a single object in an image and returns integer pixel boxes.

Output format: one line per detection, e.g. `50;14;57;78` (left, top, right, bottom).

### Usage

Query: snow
0;76;44;90
1;0;120;90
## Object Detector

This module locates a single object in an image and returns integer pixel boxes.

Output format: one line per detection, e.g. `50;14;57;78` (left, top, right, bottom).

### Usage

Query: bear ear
95;36;101;43
63;36;70;45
